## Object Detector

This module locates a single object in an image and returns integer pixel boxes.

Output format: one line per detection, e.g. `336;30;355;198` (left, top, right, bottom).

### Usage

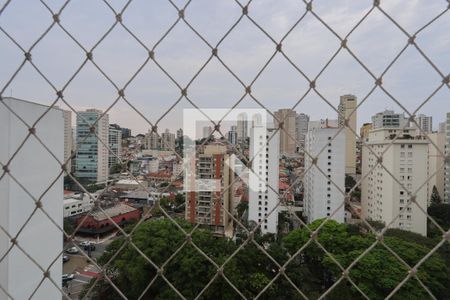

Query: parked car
79;241;91;247
62;255;70;263
65;247;79;254
62;274;74;282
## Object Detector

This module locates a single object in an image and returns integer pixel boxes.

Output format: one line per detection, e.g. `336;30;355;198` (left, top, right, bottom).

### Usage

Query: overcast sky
1;0;449;135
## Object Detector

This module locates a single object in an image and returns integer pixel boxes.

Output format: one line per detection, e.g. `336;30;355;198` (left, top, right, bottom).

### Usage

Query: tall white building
146;131;160;150
304;126;345;223
274;109;297;155
295;113;309;153
372;110;409;129
227;125;238;145
415;114;433;133
108;124;122;168
202;126;213;139
62;109;73;170
237;113;248;144
75;109;109;183
445;113;450;203
249;126;280;234
361;128;428;235
0;98;62;299
338;94;357;175
161;129;175;151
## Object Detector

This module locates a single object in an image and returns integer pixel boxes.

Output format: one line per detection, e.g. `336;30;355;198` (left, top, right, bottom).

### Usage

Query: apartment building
304;126;345;223
338;94;357;175
361;128;428;235
161;129;176;151
295;113;309;153
248;126;280;234
202;126;213;139
274;109;297;155
0;98;63;299
228;125;238;145
415;114;433;133
360;123;373;141
108;124;122;168
146;130;160;150
62;109;73;170
185;144;235;237
75;109;109;183
372;110;409;129
237;112;248;144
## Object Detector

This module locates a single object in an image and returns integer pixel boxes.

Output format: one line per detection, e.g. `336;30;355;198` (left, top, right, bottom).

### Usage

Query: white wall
0;98;63;299
304;127;345;223
249;127;280;234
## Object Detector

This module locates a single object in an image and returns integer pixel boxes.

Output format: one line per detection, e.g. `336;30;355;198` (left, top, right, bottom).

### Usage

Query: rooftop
90;204;137;221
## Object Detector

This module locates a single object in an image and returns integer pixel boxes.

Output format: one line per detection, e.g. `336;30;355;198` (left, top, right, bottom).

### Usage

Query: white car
65;247;79;254
62;274;74;282
79;241;91;247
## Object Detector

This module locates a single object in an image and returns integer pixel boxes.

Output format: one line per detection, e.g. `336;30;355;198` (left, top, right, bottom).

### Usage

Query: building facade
237;112;248;144
295;113;309;154
161;129;175;151
415;114;433;133
146;131;160;150
249;126;280;234
361;128;428;235
227;125;238;145
304;126;345;223
185;145;235;237
360;123;373;141
108;124;122;168
338;94;357;175
75;109;109;183
372;110;409;129
64;193;96;218
274;109;297;155
63;109;73;170
0;98;63;299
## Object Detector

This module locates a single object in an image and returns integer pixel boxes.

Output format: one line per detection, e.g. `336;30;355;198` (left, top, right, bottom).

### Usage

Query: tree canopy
84;218;450;300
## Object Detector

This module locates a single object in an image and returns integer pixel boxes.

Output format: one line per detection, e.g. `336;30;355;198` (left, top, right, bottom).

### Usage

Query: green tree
428;203;450;231
430;185;442;205
283;219;450;299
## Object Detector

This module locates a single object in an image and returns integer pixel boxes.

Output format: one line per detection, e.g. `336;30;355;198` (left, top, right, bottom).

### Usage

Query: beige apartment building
274;109;297;155
185;144;235;237
338;94;357;175
361;128;428;235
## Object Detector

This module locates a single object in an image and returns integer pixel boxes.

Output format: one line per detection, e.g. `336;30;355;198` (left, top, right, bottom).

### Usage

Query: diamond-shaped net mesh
0;0;449;299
